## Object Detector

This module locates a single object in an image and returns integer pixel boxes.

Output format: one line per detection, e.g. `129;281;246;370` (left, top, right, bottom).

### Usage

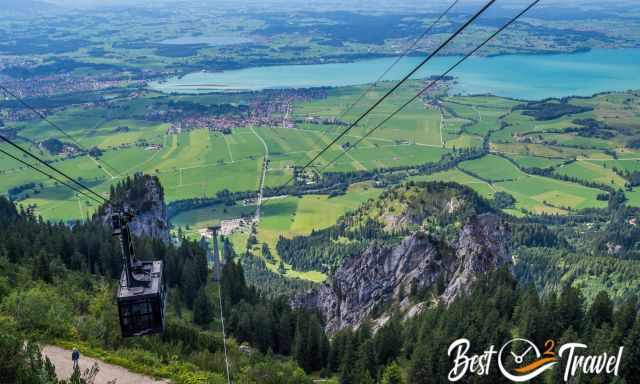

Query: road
250;126;269;222
439;107;445;146
42;345;169;384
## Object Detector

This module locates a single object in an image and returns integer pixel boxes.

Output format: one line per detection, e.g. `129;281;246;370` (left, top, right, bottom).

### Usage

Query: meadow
1;84;639;280
177;182;382;282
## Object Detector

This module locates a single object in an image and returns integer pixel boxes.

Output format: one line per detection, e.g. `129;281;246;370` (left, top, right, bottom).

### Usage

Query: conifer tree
32;250;52;283
351;346;375;384
193;287;214;327
623;316;640;383
277;310;293;355
381;362;404;384
262;243;273;261
339;336;357;384
589;290;614;328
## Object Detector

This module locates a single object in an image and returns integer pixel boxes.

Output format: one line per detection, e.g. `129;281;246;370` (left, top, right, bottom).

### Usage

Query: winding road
250;126;269;222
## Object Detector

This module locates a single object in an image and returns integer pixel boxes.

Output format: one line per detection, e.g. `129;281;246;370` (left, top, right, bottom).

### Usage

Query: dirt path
42;345;169;384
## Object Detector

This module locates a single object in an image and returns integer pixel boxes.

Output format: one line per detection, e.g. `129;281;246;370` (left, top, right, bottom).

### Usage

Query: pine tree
558;286;584;333
32;250;52;283
615;295;638;334
351;344;374;384
262;243;273;261
589;290;613;328
375;315;403;367
623;316;640;383
328;330;347;373
222;237;236;263
181;257;201;307
293;316;311;373
381;362;405;384
193;287;214;327
277;310;293;355
339;336;357;384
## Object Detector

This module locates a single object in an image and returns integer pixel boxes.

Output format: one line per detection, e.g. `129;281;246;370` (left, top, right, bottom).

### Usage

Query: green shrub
2;284;73;338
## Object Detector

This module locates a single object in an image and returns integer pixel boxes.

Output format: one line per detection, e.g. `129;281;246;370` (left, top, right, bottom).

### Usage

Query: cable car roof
117;260;163;300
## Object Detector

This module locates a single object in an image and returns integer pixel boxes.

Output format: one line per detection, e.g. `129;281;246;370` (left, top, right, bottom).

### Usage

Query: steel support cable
0;147;104;204
321;0;542;171
217;282;232;384
279;0;497;188
0;134;109;203
0;84;122;176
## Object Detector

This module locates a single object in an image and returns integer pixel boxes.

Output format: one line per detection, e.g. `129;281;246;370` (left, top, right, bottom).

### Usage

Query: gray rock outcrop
292;213;511;334
101;174;170;244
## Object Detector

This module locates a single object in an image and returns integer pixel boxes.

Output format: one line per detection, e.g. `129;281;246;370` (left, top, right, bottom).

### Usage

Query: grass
458;154;524;181
554;161;627;188
3;86;639;284
501;154;566;169
252;182;382;282
411;168;496;199
495;175;608;214
51;338;225;384
415;162;609;215
2;88;639;226
171;203;256;238
589;158;640;173
171;182;381;282
2;102;450;220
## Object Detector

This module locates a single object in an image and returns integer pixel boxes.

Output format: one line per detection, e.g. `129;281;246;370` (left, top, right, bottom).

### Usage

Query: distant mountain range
0;0;59;13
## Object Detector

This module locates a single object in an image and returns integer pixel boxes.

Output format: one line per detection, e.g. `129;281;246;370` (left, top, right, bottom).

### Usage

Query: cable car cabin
117;260;166;337
112;210;167;337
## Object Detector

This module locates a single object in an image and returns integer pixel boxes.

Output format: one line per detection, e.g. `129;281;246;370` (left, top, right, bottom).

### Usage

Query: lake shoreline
151;48;640;100
168;46;599;79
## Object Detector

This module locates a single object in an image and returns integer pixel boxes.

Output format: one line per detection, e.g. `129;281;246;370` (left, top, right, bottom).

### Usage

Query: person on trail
72;347;80;370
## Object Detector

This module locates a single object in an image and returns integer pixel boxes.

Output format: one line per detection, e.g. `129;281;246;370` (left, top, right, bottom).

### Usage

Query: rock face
292;213;511;335
101;174;170;244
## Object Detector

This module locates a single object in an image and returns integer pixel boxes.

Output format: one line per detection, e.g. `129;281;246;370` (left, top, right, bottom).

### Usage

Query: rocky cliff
292;212;511;335
100;173;170;243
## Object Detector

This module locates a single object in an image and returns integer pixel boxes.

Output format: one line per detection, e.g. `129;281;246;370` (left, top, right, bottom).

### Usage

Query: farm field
174;182;381;282
411;168;496;198
1;86;639;257
458;154;523;181
554;161;627;188
253;184;381;281
500;154;566;170
494;175;608;214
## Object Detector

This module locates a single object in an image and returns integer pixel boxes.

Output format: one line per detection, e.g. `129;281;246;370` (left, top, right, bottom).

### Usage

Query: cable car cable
275;0;497;190
0;147;105;204
0;134;109;203
320;0;542;171
333;0;461;126
217;281;232;384
0;84;123;176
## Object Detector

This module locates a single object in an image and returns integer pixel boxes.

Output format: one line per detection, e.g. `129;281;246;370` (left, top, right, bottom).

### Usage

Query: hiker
72;347;80;370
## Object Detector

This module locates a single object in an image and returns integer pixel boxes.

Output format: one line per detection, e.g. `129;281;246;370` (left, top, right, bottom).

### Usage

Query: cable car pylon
208;225;222;281
207;225;231;383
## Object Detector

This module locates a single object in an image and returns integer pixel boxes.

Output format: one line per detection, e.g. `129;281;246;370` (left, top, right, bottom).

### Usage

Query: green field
1;84;456;219
458;154;523;181
494;175;608;214
411;168;496;199
2;88;639;267
173;182;382;282
554;161;627;188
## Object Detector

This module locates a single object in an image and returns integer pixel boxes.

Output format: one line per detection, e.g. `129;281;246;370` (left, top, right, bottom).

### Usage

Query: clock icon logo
498;338;559;382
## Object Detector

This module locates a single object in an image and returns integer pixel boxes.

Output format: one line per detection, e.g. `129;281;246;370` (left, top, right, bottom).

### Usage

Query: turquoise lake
150;48;640;100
